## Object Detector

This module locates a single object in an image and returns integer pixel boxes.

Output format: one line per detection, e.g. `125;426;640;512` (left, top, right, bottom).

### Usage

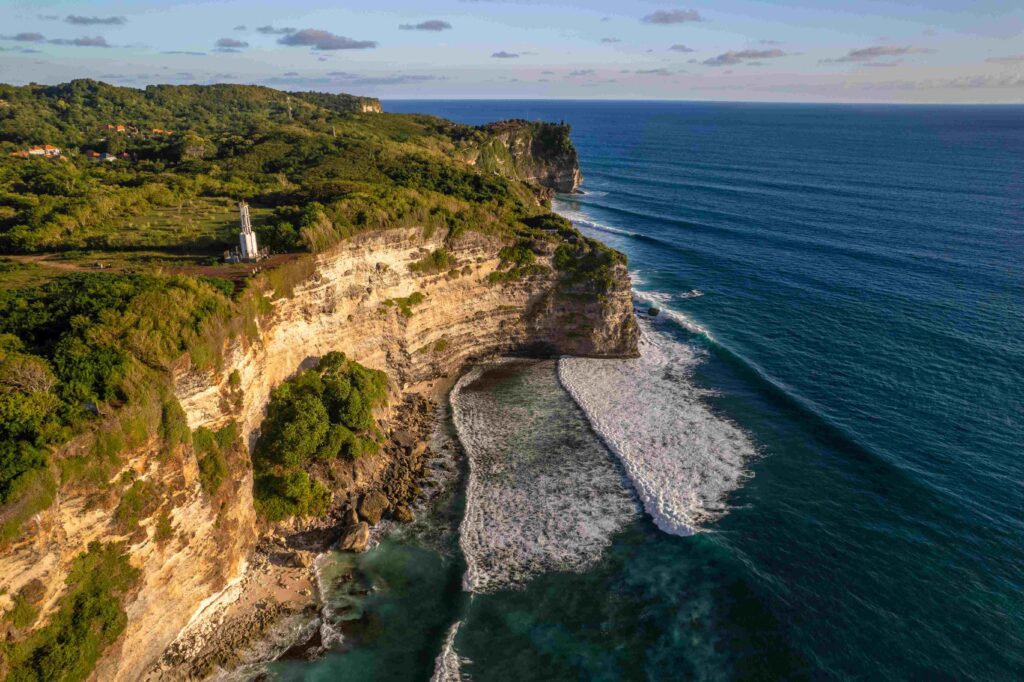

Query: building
223;202;268;263
10;145;61;159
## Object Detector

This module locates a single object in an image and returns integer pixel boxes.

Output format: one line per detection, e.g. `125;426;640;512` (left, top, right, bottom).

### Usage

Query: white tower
238;201;259;261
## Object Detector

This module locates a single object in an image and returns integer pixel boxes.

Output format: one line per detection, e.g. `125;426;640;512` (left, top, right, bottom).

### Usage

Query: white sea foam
430;618;469;682
557;207;640;238
559;318;755;535
453;361;639;593
633;288;716;340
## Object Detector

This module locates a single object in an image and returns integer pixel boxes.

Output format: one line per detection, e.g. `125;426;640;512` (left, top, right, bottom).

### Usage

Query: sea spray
559;318;756;535
452;360;638;593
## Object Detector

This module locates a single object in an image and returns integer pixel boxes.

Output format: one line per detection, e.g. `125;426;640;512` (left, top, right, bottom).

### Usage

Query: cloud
5;33;45;42
271;71;443;87
399;20;452;31
635;68;673;76
65;15;126;26
601;37;621;43
986;54;1024;64
279;29;377;50
541;70;555;74
821;45;932;64
50;36;110;47
642;9;703;24
491;50;519;58
669;44;693;52
283;71;300;77
234;25;247;31
163;50;207;56
567;69;596;77
759;39;781;45
257;26;296;35
704;48;786;66
215;38;249;51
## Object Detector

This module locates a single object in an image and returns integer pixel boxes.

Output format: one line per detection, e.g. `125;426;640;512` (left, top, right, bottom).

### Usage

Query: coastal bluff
0;184;634;681
0;80;635;681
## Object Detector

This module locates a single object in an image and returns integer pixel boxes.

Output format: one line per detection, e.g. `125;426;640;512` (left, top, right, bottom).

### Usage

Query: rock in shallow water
392;504;414;523
337;522;370;552
358;491;390;524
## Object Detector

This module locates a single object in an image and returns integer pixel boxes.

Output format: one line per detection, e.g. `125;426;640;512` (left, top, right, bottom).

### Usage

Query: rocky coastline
146;390;447;680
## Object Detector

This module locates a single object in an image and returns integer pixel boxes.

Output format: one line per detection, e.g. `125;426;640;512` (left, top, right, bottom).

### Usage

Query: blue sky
1;0;1022;102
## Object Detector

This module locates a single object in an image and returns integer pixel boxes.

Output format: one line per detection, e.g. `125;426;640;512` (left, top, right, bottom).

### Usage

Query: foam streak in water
453;361;638;593
559;320;755;535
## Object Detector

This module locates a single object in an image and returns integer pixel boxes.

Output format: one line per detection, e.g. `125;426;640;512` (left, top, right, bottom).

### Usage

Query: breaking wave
452;361;639;593
559;317;756;535
430;618;468;682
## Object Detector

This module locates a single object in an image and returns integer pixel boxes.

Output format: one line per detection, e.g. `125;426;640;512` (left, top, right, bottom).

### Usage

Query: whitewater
451;360;639;593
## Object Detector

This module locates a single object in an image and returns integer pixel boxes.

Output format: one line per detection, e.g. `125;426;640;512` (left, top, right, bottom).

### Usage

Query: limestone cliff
464;120;583;193
0;226;635;681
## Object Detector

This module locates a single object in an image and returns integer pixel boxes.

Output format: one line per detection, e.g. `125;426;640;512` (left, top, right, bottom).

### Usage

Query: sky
1;0;1023;103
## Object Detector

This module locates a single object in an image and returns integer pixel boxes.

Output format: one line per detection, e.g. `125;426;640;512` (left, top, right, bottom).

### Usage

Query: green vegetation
191;422;238;496
1;542;139;682
487;243;549;284
113;478;160;533
382;291;426;318
553;237;626;291
0;80;576;256
409;248;454;274
253;352;387;521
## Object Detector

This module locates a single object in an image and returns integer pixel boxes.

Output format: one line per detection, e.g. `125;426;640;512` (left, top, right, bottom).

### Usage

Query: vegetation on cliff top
0;79;565;255
253;352;387;522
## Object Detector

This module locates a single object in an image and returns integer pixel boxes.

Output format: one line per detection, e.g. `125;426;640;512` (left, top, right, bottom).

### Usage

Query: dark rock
647;307;660;317
282;550;312;569
393;505;414;523
342;506;358;527
393;429;417;449
357;491;389;524
337;522;370;552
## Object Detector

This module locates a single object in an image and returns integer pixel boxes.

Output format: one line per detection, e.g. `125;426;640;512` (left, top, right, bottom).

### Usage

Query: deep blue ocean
270;101;1024;681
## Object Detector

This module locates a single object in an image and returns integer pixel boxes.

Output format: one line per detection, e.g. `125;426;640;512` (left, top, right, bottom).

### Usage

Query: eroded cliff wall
0;226;635;682
465;121;583;193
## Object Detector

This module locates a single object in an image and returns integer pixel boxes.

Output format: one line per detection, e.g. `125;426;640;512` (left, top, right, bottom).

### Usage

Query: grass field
92;198;274;252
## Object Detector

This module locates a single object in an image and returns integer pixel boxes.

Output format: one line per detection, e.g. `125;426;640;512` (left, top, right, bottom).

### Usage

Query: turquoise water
269;101;1024;680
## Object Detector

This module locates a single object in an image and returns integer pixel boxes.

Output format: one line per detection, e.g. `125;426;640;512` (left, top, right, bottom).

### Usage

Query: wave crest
559;319;755;535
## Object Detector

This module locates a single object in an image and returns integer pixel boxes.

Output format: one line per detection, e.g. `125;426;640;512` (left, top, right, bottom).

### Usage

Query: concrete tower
239;201;258;261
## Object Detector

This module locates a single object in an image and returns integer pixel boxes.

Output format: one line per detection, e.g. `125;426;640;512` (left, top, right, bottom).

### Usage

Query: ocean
269;101;1024;680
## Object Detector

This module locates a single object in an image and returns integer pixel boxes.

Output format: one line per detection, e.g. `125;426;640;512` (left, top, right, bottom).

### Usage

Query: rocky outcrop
465;120;583;193
337;523;370;552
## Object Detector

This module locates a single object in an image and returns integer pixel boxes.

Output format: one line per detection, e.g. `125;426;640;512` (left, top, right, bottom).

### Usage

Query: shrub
409;249;453;274
191;423;237;496
2;542;139;682
252;352;387;520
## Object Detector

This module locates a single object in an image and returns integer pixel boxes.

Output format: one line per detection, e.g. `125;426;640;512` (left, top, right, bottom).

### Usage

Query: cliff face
466;120;583;193
178;227;636;445
0;227;635;682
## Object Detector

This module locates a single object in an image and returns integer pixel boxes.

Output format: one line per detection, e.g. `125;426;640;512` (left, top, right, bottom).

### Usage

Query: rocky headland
0;94;636;681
